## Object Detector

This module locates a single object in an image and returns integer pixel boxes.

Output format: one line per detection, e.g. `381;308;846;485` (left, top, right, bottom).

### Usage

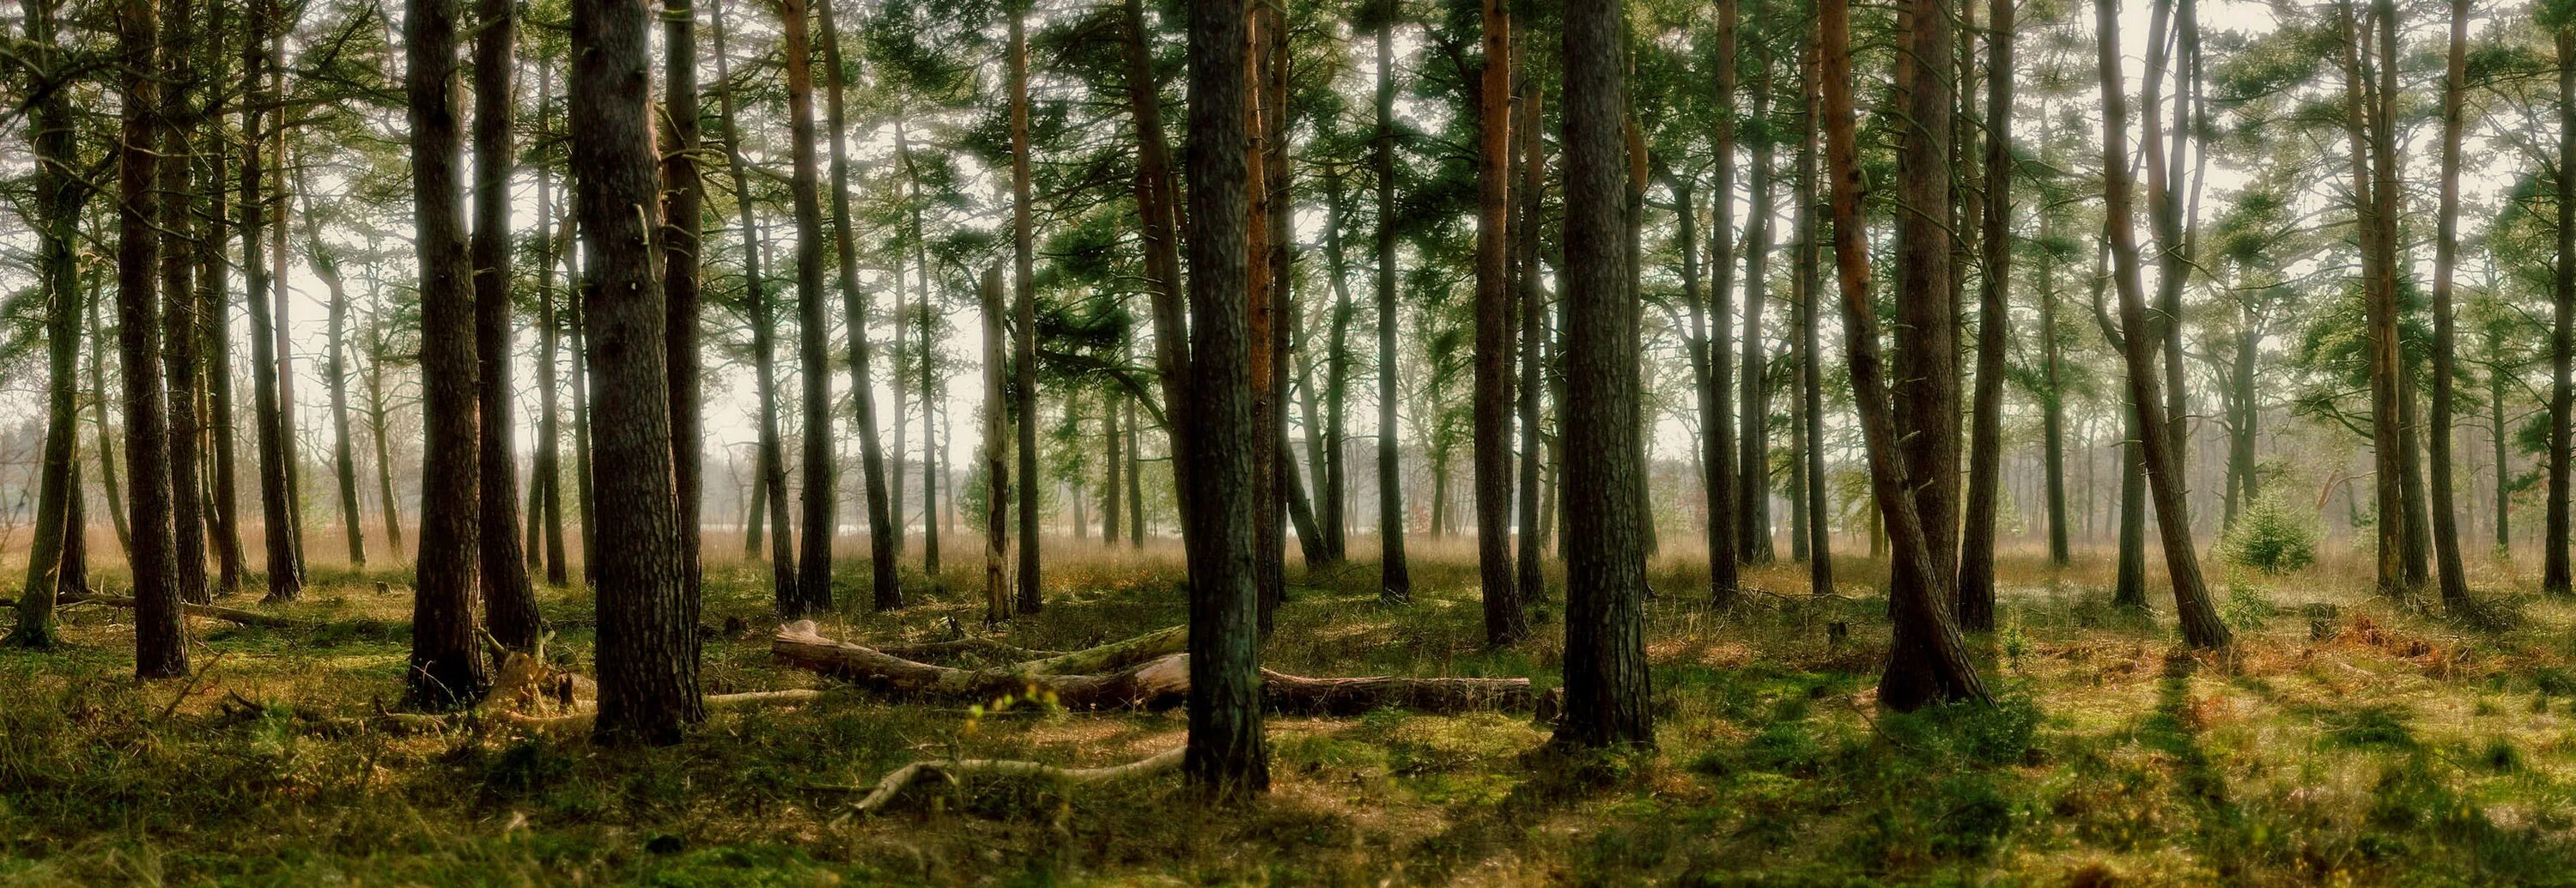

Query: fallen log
501;689;828;733
1014;624;1188;675
844;746;1185;813
48;594;314;629
872;636;1069;662
773;621;1544;715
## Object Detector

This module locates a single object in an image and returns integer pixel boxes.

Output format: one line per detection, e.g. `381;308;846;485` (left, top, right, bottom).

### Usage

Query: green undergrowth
5;544;2576;885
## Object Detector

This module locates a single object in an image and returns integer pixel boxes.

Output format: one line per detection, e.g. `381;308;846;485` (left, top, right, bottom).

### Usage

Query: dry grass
4;537;2576;885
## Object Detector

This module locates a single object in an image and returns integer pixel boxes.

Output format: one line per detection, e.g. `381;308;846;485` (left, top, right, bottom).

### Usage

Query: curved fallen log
847;746;1185;813
773;621;1543;715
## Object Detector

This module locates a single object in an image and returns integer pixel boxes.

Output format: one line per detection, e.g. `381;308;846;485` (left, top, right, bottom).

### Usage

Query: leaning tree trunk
1555;0;1655;749
820;0;900;612
711;0;797;605
307;202;368;572
2099;0;2227;649
404;0;490;709
782;0;835;616
472;0;540;650
10;0;84;649
1472;0;1526;646
574;0;703;744
1822;0;1988;709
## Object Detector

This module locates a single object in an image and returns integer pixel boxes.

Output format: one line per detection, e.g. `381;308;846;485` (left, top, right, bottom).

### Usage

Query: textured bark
906;125;942;570
1473;0;1525;646
472;0;539;651
2041;216;2071;567
1373;0;1411;604
1117;0;1189;438
574;0;704;743
819;0;901;611
9;0;82;648
784;0;835;615
1248;8;1279;631
2340;1;2408;599
1555;0;1653;748
406;0;489;709
1738;72;1777;568
1822;0;1988;710
665;0;708;617
158;0;207;609
1956;0;2014;632
1891;0;1959;648
1010;1;1043;616
2099;0;2227;649
980;266;1012;624
2428;0;2470;608
1182;0;1269;794
117;0;186;680
197;7;244;594
532;57;570;587
1322;167;1355;563
244;0;301;602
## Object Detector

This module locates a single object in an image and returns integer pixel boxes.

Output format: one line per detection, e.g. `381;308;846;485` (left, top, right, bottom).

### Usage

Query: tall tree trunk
2428;0;2470;608
1116;0;1190;454
2099;0;2227;649
533;58;570;587
2042;216;2072;567
244;0;301;601
1704;0;1740;606
783;0;835;615
712;0;797;605
1822;0;1987;709
1182;0;1268;792
1127;395;1145;546
1888;0;1960;662
2551;27;2575;596
1473;0;1526;646
572;252;597;583
820;0;901;611
908;125;942;572
1956;0;2014;631
1321;167;1357;561
472;0;540;650
1009;0;1043;616
200;10;245;594
666;0;708;619
364;290;405;556
574;0;703;743
158;0;208;608
1374;0;1411;604
1248;5;1280;632
1738;69;1777;568
1796;30;1834;595
118;0;187;679
1105;386;1123;544
1515;82;1548;608
88;291;133;562
10;0;84;648
1556;0;1654;747
405;0;489;709
2341;0;2409;599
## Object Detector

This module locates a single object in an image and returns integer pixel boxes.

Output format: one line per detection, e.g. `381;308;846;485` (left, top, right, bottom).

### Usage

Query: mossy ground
7;534;2576;885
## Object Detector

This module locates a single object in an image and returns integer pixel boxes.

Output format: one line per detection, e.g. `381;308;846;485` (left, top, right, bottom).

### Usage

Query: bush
2220;493;2319;575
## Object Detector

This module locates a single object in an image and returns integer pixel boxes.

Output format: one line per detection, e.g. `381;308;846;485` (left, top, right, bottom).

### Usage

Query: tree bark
1182;0;1269;794
1821;0;1988;709
10;0;82;648
2428;0;2470;608
301;190;368;573
244;0;301;602
1891;0;1959;651
574;0;704;743
406;0;489;709
473;0;540;651
665;0;709;619
532;57;570;587
712;0;798;606
1795;32;1834;596
1738;68;1777;568
1555;0;1654;748
1515;80;1548;610
1473;0;1526;646
1373;0;1411;604
2552;27;2575;596
1010;0;1044;616
981;266;1013;624
783;0;835;615
1956;0;2014;631
116;0;188;680
1704;0;1741;607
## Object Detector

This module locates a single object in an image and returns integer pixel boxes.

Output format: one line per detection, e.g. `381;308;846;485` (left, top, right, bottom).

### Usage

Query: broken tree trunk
772;621;1545;715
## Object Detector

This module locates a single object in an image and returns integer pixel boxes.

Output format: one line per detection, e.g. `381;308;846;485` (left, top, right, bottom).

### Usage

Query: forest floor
6;536;2576;885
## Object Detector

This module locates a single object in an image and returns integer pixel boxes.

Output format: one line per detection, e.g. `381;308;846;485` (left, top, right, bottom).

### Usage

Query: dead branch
848;746;1186;814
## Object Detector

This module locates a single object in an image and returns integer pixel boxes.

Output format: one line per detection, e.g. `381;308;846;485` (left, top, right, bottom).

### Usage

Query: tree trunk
819;0;901;612
1181;0;1270;794
471;0;540;650
1515;80;1549;609
1105;386;1123;544
981;266;1013;624
2042;216;2071;567
11;0;83;648
532;57;570;587
1821;0;1988;709
116;0;187;680
1738;70;1777;569
1248;7;1280;632
1473;0;1526;646
665;0;708;620
783;0;835;615
364;289;405;557
303;192;368;572
1322;167;1355;563
2099;0;2227;649
712;0;797;605
1956;0;2013;631
244;0;301;601
909;129;942;571
2428;0;2470;608
1704;0;1741;607
1009;1;1043;616
1795;32;1834;595
405;0;490;709
2552;27;2575;595
1374;0;1411;604
1890;0;1960;664
1556;0;1654;748
574;0;704;743
199;13;246;594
